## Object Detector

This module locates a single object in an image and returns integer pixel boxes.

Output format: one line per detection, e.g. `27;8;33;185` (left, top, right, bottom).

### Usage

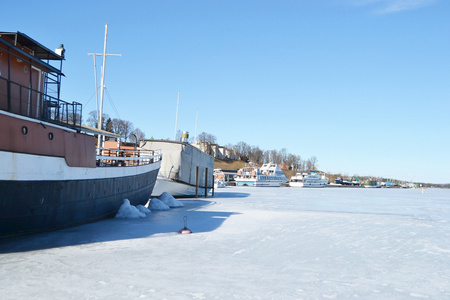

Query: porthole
24;65;28;73
48;132;54;140
22;126;28;135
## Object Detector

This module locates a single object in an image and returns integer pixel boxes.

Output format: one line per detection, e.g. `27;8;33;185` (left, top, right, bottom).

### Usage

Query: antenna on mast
195;109;198;142
174;90;180;141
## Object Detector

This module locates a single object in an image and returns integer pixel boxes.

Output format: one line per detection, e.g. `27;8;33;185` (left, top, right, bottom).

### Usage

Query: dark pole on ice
212;174;215;197
195;166;199;198
205;168;208;198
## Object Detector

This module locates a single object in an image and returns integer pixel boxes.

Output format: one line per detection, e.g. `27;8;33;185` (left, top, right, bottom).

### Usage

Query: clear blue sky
3;0;449;183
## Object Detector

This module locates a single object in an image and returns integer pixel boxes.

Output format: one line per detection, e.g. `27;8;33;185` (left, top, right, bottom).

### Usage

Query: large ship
235;163;287;187
0;32;161;238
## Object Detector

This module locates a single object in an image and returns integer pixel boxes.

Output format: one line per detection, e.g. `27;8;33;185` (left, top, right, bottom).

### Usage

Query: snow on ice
148;198;170;210
158;192;184;208
1;187;450;299
115;199;148;218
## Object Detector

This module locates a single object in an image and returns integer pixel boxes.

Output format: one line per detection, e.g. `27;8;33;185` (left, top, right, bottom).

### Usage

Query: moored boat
289;172;308;187
363;180;381;188
302;171;329;188
140;138;214;197
0;32;161;238
235;163;287;187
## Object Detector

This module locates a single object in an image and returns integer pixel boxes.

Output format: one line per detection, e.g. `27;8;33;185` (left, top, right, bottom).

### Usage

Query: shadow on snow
0;199;238;254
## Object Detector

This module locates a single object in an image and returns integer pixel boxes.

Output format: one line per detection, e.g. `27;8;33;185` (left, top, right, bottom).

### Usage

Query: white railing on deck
96;148;162;167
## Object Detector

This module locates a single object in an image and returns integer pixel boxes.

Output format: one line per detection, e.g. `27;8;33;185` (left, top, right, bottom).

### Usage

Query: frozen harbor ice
1;187;449;299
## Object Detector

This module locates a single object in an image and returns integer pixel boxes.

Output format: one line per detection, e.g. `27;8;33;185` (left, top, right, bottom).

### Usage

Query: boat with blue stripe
235;163;287;187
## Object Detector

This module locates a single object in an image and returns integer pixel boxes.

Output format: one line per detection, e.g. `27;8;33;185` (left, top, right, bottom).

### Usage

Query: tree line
229;141;318;171
196;132;319;171
85;111;145;142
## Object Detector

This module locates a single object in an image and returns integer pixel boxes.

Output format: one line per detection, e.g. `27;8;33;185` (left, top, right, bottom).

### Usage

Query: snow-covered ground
1;187;449;299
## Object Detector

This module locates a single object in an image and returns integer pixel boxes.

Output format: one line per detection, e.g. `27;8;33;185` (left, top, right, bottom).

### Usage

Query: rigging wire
83;88;98;107
105;87;121;120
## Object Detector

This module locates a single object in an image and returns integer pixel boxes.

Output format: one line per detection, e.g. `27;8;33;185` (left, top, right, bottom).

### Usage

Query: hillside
214;158;247;170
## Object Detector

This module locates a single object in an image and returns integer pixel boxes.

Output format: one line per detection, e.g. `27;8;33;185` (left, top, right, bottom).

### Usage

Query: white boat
303;171;329;188
214;178;226;189
213;170;227;188
214;168;238;186
140;138;214;197
235;163;287;187
289;172;308;187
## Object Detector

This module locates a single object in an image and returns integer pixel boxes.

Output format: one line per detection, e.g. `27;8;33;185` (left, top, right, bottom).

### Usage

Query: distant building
192;140;238;160
278;163;290;170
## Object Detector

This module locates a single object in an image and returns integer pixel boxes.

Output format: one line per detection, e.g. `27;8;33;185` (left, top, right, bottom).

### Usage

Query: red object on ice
178;216;192;234
178;227;192;234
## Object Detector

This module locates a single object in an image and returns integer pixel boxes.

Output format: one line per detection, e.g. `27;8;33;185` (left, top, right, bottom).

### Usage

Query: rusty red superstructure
0;32;161;238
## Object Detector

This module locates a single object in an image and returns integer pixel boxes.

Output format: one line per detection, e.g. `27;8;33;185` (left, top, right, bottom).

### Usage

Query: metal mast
195;109;198;142
174;90;180;141
88;24;121;149
98;24;108;148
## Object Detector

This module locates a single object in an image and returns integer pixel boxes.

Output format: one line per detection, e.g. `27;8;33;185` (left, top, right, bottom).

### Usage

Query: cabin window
48;132;54;140
22;126;28;135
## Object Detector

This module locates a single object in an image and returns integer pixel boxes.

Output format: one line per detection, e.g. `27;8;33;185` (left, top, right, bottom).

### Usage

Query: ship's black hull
0;168;159;238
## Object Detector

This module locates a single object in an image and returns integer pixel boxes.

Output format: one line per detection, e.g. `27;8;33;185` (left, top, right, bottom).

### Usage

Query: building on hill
278;163;290;170
193;141;238;160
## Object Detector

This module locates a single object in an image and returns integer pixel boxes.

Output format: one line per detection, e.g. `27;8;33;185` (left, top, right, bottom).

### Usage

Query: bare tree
85;110;109;129
280;148;287;164
249;146;263;163
131;128;145;141
262;150;270;163
286;153;297;169
110;118;134;142
310;156;318;170
120;120;134;142
111;118;124;137
197;132;217;144
305;156;318;171
294;155;303;171
86;110;97;127
233;141;251;161
105;118;113;133
269;149;282;164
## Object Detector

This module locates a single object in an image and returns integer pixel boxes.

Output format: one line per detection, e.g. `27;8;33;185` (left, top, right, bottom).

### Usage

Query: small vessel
213;170;227;188
289;172;308;187
140;137;214;197
0;31;161;238
302;171;329;188
235;163;287;187
335;176;361;186
214;177;226;189
335;176;344;185
214;168;238;186
363;180;381;188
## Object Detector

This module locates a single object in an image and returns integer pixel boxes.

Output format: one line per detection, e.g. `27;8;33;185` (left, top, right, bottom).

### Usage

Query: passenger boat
140;137;214;197
302;171;329;188
0;32;161;238
235;163;287;187
289;172;308;187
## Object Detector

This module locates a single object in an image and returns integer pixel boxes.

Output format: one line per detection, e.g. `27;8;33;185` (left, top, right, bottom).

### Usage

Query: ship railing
96;148;162;167
0;76;82;130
